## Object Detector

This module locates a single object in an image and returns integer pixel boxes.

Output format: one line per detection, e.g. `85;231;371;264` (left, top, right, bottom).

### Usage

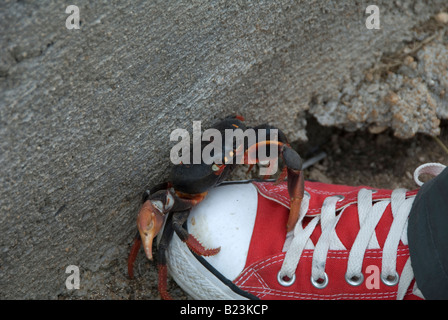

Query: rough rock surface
1;1;447;299
311;38;448;138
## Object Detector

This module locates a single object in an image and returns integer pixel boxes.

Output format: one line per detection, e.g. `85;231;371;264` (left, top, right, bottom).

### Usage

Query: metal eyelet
311;273;329;289
335;195;345;202
381;271;399;286
345;273;364;286
304;190;311;198
277;271;296;287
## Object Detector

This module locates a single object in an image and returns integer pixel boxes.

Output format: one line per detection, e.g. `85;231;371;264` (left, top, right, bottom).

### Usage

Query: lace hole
381;271;399;286
311;273;328;289
335;195;345;202
277;272;296;287
345;273;364;286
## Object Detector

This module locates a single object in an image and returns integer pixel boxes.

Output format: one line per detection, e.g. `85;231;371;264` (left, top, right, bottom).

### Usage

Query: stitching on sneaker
236;287;402;299
235;247;409;287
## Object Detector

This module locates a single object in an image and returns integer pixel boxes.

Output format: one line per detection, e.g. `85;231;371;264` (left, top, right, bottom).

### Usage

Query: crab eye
212;164;220;171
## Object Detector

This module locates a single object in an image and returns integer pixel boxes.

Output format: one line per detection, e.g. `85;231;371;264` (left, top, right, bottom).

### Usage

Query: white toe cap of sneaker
187;182;258;281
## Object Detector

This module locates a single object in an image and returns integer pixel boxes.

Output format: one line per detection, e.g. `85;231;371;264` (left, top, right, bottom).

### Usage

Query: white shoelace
278;162;446;300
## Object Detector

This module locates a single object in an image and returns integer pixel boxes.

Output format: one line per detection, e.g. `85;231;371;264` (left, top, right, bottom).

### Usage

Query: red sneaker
165;163;446;300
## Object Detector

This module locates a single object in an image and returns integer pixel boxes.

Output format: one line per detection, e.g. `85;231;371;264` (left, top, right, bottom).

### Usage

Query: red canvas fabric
233;181;421;300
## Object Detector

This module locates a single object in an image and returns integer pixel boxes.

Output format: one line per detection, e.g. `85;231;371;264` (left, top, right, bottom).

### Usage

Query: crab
127;115;305;299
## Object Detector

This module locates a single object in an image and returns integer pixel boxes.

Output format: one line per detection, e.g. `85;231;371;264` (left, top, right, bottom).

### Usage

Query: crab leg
170;192;220;256
281;144;305;232
156;213;175;300
172;209;221;256
127;231;141;279
285;166;305;232
243;137;304;232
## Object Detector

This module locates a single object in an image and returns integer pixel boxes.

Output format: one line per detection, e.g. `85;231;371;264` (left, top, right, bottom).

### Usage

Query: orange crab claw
137;200;165;260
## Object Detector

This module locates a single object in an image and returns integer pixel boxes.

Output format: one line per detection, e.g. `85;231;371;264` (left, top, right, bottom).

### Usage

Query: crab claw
137;200;165;260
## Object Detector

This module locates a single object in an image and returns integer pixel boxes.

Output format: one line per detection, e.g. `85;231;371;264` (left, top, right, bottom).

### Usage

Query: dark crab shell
169;162;233;194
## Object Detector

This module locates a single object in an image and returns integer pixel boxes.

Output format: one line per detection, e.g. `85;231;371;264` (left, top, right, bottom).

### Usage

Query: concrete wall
1;0;446;298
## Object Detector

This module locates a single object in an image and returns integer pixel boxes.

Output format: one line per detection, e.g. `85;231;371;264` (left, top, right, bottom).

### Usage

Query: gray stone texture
1;0;447;298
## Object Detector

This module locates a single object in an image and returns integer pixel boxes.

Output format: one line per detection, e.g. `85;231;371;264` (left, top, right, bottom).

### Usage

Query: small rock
435;12;448;24
385;92;400;106
368;125;388;134
366;83;380;93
